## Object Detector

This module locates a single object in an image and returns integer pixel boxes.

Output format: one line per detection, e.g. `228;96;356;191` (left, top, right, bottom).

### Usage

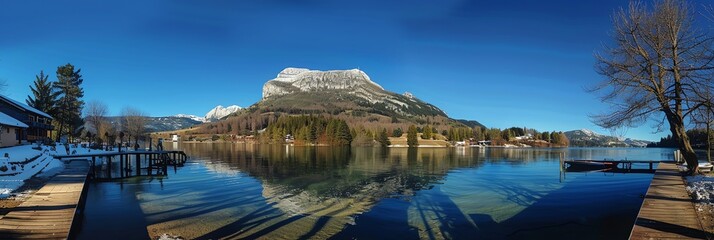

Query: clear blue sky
1;0;710;141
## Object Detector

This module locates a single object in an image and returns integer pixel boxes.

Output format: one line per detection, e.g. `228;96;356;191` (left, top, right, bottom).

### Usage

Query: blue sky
0;0;710;141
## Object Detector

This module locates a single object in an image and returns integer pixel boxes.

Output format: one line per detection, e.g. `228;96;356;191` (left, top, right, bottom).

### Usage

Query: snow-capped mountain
564;129;651;147
174;105;242;123
258;67;447;117
174;114;206;123
204;105;242;122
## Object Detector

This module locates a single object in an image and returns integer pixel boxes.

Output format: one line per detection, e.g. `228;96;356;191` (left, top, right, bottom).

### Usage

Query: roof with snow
0;95;52;119
0;112;28;128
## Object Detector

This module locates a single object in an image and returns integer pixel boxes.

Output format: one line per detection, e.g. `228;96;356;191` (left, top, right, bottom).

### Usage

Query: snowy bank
0;144;112;198
686;175;714;212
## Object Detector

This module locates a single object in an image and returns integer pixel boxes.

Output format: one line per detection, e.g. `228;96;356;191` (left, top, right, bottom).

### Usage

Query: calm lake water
74;144;676;240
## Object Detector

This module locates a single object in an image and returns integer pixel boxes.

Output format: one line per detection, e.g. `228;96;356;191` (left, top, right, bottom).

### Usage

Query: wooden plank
0;161;89;240
630;163;708;239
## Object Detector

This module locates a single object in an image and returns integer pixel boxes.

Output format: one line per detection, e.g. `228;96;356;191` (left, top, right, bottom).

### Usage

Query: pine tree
407;125;418;147
26;70;59;117
336;121;352;145
53;64;84;141
378;128;391;147
308;122;317;143
422;125;432;139
392;128;403;137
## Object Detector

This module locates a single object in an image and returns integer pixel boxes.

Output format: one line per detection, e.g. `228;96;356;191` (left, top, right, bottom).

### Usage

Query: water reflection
78;144;671;239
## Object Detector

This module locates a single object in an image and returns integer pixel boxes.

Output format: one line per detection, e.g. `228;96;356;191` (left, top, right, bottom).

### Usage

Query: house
0;95;54;143
0;112;28;147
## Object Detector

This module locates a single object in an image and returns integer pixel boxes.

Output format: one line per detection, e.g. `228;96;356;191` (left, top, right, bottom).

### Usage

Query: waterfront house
0;112;28;147
0;95;54;143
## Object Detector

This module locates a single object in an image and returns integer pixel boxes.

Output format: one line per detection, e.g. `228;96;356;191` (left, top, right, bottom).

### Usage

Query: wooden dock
54;150;188;180
0;160;89;239
630;162;708;239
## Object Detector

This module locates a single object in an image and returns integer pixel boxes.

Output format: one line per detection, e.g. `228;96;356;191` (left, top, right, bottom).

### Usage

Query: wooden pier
0;160;89;239
563;159;665;172
630;162;708;239
54;150;188;180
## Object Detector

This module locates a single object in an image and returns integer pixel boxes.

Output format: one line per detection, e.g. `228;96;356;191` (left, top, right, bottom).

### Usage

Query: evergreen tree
378;128;391;147
336;121;352;145
392;128;403;137
308;122;317;143
53;64;85;141
26;70;59;117
407;125;418;147
422;125;432;139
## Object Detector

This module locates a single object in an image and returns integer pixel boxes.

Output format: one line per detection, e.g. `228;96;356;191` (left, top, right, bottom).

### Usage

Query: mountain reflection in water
76;144;668;239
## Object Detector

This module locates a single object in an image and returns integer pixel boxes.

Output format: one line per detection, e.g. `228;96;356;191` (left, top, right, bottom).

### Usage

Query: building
0;95;54;143
0;112;28;147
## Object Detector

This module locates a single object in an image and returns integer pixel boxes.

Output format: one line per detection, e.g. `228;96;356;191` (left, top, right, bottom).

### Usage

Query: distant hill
455;119;486;129
565;129;650;147
105;116;202;133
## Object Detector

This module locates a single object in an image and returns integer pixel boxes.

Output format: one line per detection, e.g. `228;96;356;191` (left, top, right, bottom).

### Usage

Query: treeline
262;115;353;146
440;126;568;146
256;115;569;147
648;129;712;149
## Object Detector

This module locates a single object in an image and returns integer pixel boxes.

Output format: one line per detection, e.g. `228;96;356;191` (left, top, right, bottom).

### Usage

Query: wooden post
107;157;112;179
136;154;141;176
92;156;96;177
650;162;653;170
120;154;124;178
148;154;153;176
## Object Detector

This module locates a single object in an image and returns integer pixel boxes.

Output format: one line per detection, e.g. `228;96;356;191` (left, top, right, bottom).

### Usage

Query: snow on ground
0;144;113;198
686;175;714;212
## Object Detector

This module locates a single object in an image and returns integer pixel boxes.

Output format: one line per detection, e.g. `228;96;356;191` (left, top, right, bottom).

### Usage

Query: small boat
564;160;618;171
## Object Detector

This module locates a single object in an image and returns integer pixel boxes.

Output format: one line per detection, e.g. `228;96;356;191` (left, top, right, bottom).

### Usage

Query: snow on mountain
579;129;600;137
258;67;447;117
565;129;651;147
263;67;384;100
174;114;206;123
204;105;242;122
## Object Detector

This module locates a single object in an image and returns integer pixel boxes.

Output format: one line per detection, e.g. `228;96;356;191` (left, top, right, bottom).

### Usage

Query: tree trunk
668;112;698;174
55;122;64;142
707;122;712;162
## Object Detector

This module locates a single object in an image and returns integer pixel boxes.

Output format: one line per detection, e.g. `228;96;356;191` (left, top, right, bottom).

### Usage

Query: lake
74;144;675;239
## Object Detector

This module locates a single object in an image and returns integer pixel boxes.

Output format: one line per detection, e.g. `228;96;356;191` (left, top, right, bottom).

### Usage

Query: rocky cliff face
263;68;384;100
259;68;446;117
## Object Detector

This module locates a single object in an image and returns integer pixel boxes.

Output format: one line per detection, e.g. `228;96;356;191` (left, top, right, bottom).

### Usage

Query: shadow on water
75;179;151;240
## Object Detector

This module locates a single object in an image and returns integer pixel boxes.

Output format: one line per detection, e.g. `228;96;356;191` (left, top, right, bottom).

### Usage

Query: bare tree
84;100;108;144
121;107;146;147
591;0;714;174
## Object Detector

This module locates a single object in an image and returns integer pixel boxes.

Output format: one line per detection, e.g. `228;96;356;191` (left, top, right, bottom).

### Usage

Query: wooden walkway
630;163;708;239
0;160;89;239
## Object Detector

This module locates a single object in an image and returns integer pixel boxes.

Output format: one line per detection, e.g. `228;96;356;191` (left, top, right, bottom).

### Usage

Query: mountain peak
579;129;599;136
205;105;241;122
263;68;384;99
